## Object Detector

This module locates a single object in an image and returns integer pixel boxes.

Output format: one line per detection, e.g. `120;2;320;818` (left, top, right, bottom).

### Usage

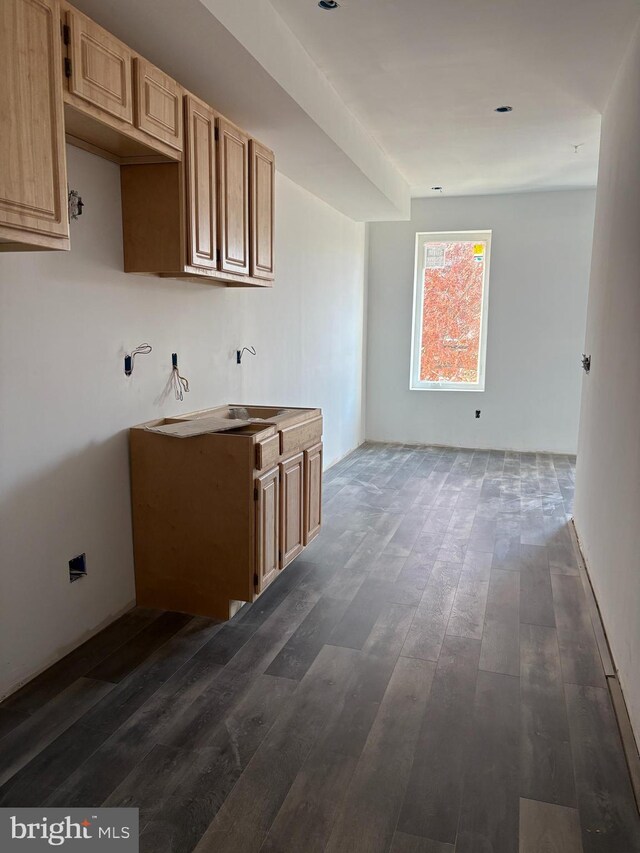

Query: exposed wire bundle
171;353;190;401
124;343;152;376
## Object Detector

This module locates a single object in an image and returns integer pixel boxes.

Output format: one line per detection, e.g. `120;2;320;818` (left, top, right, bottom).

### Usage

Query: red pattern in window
420;241;484;383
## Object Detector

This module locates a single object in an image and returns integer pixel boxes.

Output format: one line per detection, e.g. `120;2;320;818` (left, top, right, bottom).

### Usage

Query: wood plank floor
1;442;639;853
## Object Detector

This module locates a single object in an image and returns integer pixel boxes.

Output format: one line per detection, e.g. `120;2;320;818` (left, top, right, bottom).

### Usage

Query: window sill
409;384;485;392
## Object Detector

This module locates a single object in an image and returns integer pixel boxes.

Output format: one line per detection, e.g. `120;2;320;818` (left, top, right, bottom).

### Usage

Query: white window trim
410;229;492;392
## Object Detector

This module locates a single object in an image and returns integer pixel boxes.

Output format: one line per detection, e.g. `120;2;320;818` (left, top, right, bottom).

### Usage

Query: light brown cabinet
134;58;183;152
250;140;275;280
280;453;305;567
217;117;250;276
0;0;69;251
304;442;323;545
121;106;273;287
65;7;133;124
130;405;322;619
62;3;182;164
256;467;280;593
2;0;275;285
185;95;218;271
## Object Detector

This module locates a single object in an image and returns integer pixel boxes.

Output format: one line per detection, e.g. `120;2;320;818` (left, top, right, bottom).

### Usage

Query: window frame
410;229;492;392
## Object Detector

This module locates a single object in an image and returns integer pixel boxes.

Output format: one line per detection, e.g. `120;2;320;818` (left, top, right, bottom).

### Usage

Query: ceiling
270;0;640;197
72;0;640;217
73;0;410;221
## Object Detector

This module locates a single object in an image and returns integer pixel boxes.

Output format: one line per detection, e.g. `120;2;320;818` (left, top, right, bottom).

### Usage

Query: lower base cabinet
304;442;323;545
280;452;305;568
130;405;322;619
255;467;280;593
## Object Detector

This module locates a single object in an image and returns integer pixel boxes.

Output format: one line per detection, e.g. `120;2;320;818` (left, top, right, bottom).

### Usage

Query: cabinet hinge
64;57;72;78
254;487;259;500
279;550;282;562
216;248;221;263
253;572;259;587
214;126;219;141
62;23;71;46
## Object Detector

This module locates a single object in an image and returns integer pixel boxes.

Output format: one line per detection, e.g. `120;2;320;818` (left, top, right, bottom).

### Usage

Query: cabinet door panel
304;443;323;545
67;8;133;124
255;467;280;593
134;58;182;151
0;0;68;239
249;140;275;280
217;117;249;275
280;453;305;568
185;95;217;270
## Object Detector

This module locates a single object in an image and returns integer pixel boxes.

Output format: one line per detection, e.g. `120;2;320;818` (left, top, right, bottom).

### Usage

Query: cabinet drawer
279;416;323;457
256;434;280;471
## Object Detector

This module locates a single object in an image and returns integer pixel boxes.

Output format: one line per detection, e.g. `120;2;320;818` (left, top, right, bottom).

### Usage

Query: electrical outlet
69;553;87;583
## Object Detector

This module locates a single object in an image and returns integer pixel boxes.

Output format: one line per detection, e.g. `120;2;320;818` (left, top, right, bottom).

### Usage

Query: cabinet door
255;467;280;593
0;0;68;241
185;95;217;270
280;453;305;568
304;442;323;545
66;8;133;124
217;117;249;275
249;140;275;280
134;58;182;151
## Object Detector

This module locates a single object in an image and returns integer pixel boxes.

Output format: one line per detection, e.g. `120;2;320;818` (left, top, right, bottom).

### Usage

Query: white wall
574;24;640;744
0;145;366;699
365;190;595;453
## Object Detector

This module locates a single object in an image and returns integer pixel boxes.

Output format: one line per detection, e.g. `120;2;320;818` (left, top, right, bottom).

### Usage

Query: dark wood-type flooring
1;443;639;852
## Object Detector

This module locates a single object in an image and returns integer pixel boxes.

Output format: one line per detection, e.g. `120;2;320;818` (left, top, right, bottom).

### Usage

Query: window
410;230;491;391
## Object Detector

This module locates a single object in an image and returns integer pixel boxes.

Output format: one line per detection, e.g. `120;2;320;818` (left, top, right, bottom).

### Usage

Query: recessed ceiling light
494;105;513;113
318;0;339;8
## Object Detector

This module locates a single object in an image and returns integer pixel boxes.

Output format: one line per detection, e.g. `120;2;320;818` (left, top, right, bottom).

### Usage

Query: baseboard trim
569;520;615;676
569;519;640;814
362;438;578;455
609;676;640;811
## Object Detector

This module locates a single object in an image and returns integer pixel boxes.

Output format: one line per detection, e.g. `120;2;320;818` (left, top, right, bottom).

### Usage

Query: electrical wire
172;364;190;401
237;345;257;364
130;343;152;370
124;343;152;376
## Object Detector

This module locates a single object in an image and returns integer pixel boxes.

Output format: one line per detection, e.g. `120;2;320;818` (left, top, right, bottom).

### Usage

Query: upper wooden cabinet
62;3;182;163
0;0;69;251
121;106;274;287
1;0;275;283
65;6;133;124
250;140;275;281
217;117;250;276
185;95;217;271
134;59;183;151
